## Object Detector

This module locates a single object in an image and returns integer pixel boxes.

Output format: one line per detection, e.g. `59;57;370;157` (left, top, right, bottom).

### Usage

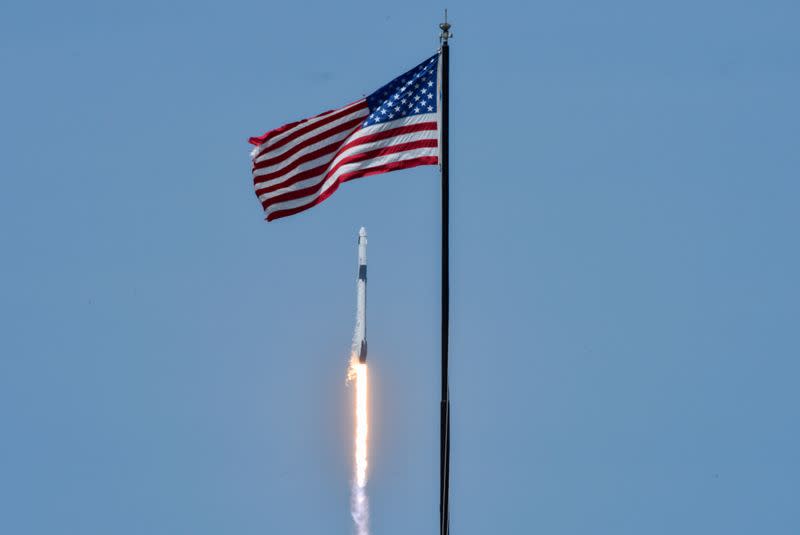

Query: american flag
249;54;440;221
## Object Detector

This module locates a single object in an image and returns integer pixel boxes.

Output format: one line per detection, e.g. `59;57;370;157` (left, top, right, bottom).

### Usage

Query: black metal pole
439;15;452;535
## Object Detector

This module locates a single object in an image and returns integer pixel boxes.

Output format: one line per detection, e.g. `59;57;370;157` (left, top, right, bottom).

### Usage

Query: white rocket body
356;227;368;363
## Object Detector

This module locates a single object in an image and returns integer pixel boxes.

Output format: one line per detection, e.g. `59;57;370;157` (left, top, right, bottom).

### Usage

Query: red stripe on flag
254;122;438;194
264;156;438;221
260;139;438;208
337;122;438;154
253;124;361;182
252;116;364;171
250;100;367;157
255;162;329;195
339;155;439;183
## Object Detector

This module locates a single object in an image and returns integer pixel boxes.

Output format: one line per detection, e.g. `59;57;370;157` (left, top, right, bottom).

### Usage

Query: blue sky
1;1;799;533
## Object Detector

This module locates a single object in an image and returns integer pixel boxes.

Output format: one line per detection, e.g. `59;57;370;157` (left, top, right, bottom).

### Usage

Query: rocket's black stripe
358;265;367;281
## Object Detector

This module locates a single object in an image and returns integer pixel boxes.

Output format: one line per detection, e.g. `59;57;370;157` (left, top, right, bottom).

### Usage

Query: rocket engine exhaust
350;357;369;535
349;227;370;535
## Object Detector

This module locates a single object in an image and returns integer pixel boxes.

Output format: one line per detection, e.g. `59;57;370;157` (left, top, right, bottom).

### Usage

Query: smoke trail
348;352;369;535
352;482;369;535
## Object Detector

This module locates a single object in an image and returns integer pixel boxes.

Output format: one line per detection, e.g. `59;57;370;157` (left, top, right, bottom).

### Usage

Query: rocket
355;227;368;363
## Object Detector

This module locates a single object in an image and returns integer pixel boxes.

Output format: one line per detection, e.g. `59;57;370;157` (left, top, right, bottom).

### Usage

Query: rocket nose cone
359;227;367;238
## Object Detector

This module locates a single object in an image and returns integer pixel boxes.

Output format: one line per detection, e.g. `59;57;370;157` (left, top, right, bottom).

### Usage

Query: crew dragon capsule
355;227;368;363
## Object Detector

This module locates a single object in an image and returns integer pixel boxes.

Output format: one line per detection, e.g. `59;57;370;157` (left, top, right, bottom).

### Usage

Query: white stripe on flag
254;105;369;165
255;100;367;156
255;114;437;192
263;146;438;217
347;113;437;143
258;128;438;204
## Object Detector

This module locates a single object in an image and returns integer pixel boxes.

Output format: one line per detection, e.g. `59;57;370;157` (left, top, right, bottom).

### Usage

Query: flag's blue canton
363;54;438;127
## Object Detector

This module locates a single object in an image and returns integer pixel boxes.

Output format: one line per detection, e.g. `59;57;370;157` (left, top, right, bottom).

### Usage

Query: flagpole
439;13;452;535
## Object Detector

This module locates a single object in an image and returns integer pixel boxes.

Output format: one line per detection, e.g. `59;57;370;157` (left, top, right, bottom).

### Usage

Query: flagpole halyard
438;11;452;535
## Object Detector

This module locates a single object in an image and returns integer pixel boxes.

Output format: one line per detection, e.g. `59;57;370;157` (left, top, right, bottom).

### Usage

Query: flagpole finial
439;9;452;44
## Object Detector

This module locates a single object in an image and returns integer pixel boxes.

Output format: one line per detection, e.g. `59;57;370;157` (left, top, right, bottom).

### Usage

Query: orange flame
354;359;369;487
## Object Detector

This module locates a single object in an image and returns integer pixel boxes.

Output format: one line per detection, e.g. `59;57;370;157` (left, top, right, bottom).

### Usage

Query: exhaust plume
348;353;369;535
